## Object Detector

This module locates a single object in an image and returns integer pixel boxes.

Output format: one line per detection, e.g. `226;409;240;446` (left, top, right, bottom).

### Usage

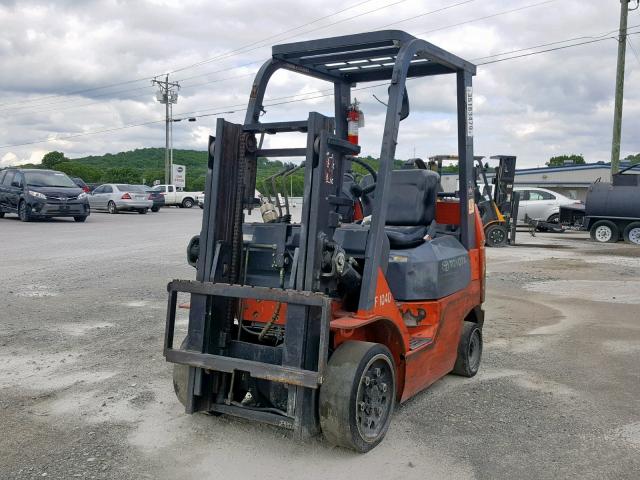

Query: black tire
18;200;32;222
484;223;508;247
622;222;640;245
0;212;5;218
590;220;619;243
182;198;194;209
138;208;147;214
319;341;396;453
547;213;559;224
151;206;159;212
173;337;190;408
74;216;87;223
452;321;483;378
199;204;204;209
107;201;118;214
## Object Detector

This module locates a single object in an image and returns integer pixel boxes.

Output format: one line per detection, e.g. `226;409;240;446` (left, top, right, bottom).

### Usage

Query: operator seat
361;169;440;248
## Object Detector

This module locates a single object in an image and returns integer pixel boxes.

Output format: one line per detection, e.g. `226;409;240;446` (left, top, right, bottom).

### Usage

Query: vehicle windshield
117;184;146;193
24;170;77;188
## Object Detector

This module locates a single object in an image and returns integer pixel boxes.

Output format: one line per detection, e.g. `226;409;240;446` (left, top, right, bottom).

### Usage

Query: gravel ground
0;209;639;479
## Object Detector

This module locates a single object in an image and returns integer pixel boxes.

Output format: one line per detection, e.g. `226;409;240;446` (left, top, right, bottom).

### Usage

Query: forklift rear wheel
319;341;396;453
484;224;508;247
622;222;640;245
452;322;482;378
590;220;619;243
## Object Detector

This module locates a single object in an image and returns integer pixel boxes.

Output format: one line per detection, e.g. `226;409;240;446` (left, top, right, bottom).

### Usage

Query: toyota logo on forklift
163;30;485;453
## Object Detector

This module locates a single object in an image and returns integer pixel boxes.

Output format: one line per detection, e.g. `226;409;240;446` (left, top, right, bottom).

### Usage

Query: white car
196;192;205;209
514;187;581;224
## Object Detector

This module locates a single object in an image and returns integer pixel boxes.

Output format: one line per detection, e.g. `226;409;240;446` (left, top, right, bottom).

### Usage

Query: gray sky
0;0;638;168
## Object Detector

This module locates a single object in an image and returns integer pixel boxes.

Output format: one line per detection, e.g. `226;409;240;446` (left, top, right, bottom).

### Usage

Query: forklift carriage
164;30;486;452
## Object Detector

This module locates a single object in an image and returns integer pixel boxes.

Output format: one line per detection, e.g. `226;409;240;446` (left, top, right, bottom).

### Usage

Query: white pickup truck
151;184;203;208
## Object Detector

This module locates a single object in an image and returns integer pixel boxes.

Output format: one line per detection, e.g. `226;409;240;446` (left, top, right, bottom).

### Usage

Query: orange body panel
238;206;486;405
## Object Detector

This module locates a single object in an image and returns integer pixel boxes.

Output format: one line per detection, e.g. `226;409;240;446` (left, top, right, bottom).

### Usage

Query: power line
0;0;471;116
416;0;557;36
0;0;379;111
3;26;635;151
477;33;640;65
627;37;640;66
375;0;475;29
167;0;408;74
472;25;640;62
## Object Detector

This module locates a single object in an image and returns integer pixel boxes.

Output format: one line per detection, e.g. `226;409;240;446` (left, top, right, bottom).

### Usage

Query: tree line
13;149;640;195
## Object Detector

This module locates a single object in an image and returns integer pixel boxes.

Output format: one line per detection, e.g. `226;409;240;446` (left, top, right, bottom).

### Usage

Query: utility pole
611;0;633;178
152;75;180;184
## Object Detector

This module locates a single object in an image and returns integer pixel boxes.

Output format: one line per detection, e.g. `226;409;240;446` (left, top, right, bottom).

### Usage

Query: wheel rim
19;202;27;220
108;202;115;213
595;225;612;242
355;354;393;443
468;329;481;372
628;227;640;245
488;227;506;245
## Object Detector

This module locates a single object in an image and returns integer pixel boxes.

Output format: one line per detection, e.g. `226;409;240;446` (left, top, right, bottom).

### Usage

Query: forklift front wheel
319;341;396;453
484;224;508;247
172;338;190;408
452;322;482;378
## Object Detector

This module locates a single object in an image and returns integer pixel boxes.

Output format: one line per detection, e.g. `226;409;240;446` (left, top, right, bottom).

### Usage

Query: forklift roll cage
164;30;479;439
246;30;476;310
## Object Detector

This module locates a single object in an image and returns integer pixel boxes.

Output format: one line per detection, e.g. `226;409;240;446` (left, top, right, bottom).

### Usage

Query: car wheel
590;220;619;243
622;222;640;245
319;341;396;453
484;223;508;247
182;198;194;209
74;216;87;223
199;204;204;210
0;211;5;218
18;200;32;222
138;208;148;214
452;321;483;378
107;201;117;214
151;206;159;212
547;213;559;224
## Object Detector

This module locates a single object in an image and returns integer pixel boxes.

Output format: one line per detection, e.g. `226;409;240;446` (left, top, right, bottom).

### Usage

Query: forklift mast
164;30;477;437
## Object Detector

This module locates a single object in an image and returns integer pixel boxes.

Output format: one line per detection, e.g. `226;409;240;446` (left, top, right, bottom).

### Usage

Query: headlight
78;192;87;200
28;191;46;200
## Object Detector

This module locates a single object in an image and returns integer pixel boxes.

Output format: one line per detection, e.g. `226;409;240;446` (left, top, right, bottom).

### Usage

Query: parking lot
1;208;639;480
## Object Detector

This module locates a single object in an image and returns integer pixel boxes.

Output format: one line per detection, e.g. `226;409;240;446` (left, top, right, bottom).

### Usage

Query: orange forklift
164;30;486;452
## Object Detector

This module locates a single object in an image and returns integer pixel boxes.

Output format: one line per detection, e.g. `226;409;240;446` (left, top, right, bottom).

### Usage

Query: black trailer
583;165;640;244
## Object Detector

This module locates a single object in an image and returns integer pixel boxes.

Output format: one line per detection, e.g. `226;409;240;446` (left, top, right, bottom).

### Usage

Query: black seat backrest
385;169;439;226
360;169;439;225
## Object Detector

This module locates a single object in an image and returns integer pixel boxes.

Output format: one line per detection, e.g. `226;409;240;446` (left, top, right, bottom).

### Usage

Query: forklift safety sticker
468;198;475;214
324;153;335;185
466;86;473;137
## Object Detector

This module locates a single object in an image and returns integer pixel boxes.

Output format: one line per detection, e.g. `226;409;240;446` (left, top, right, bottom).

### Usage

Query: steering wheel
349;158;377;199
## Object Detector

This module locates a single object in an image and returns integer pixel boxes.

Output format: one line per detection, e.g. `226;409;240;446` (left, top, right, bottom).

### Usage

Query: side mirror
400;87;410;121
387;86;410;121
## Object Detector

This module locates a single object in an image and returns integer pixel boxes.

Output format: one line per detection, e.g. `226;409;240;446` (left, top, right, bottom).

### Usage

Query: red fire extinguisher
347;99;364;145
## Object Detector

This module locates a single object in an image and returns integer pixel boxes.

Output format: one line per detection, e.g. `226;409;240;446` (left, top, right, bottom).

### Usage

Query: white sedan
514;187;581;224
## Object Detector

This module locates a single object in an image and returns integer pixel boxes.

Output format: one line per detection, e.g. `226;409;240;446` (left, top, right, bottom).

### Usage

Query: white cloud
0;0;638;168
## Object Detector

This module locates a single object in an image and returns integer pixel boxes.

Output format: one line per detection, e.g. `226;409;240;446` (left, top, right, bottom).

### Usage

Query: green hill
32;148;412;195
